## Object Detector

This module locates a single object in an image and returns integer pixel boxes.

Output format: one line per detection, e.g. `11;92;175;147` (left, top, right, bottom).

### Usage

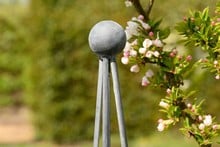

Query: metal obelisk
88;20;128;147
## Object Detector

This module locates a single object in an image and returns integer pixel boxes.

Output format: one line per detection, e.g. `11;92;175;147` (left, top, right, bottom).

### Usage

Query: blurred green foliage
0;0;219;144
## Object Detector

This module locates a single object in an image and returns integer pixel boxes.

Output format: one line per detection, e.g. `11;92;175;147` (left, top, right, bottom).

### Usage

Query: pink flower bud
212;124;220;130
149;31;154;37
123;51;130;57
138;15;144;20
169;52;175;58
186;55;192;61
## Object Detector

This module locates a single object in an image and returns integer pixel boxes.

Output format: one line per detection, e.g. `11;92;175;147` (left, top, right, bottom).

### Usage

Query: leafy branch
122;1;220;147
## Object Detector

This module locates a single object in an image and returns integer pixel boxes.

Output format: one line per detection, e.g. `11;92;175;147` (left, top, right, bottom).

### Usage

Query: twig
130;0;147;20
129;0;155;22
145;0;154;21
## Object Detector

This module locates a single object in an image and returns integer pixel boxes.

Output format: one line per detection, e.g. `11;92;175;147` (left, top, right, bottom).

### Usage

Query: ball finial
88;20;126;56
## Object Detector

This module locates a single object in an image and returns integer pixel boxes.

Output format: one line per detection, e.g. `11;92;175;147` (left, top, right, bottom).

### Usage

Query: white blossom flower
141;76;150;86
124;42;131;52
145;51;153;58
187;103;192;109
141;22;151;30
215;75;220;80
203;115;212;126
139;47;147;54
124;0;132;7
123;51;130;57
158;119;163;123
157;122;165;132
131;39;138;46
143;39;153;48
121;57;129;65
166;88;171;95
131;17;138;21
153;51;160;57
125;21;139;39
199;123;205;130
159;101;169;109
153;39;163;47
145;69;154;77
198;115;203;121
130;49;137;57
130;64;140;73
214;60;218;65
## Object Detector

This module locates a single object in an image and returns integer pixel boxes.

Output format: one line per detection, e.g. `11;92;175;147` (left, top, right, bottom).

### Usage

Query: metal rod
93;59;103;147
102;57;111;147
111;57;128;147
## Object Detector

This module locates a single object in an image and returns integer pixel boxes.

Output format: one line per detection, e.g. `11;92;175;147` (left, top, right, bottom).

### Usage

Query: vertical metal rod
111;57;128;147
102;57;111;147
93;59;103;147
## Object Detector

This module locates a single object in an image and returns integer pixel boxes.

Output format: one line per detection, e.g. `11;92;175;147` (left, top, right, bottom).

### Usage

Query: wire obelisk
88;20;128;147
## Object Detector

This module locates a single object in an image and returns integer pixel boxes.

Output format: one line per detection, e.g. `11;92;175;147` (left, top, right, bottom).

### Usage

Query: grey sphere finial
88;20;126;56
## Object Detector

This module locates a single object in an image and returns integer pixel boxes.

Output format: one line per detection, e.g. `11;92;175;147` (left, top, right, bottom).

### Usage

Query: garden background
0;0;219;146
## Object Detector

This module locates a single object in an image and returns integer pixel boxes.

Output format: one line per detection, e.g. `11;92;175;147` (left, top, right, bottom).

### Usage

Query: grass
0;132;206;147
7;131;219;147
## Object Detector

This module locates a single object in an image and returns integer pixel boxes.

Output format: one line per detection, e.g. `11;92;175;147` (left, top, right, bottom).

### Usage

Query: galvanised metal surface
89;20;128;147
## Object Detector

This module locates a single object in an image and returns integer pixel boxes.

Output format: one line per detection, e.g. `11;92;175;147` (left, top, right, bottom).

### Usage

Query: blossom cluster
157;87;220;145
122;1;220;146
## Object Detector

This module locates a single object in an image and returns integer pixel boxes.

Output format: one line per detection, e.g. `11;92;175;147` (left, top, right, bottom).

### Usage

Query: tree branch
130;0;147;20
129;0;155;22
145;0;154;21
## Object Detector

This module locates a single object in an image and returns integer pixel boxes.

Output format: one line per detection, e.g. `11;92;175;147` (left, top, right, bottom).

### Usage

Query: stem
130;0;155;22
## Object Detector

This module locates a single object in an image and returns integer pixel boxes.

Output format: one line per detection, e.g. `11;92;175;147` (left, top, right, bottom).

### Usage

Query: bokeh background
0;0;219;146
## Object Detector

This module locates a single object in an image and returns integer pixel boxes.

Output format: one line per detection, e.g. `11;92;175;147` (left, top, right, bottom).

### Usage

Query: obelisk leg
111;57;128;147
93;59;103;147
102;57;111;147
